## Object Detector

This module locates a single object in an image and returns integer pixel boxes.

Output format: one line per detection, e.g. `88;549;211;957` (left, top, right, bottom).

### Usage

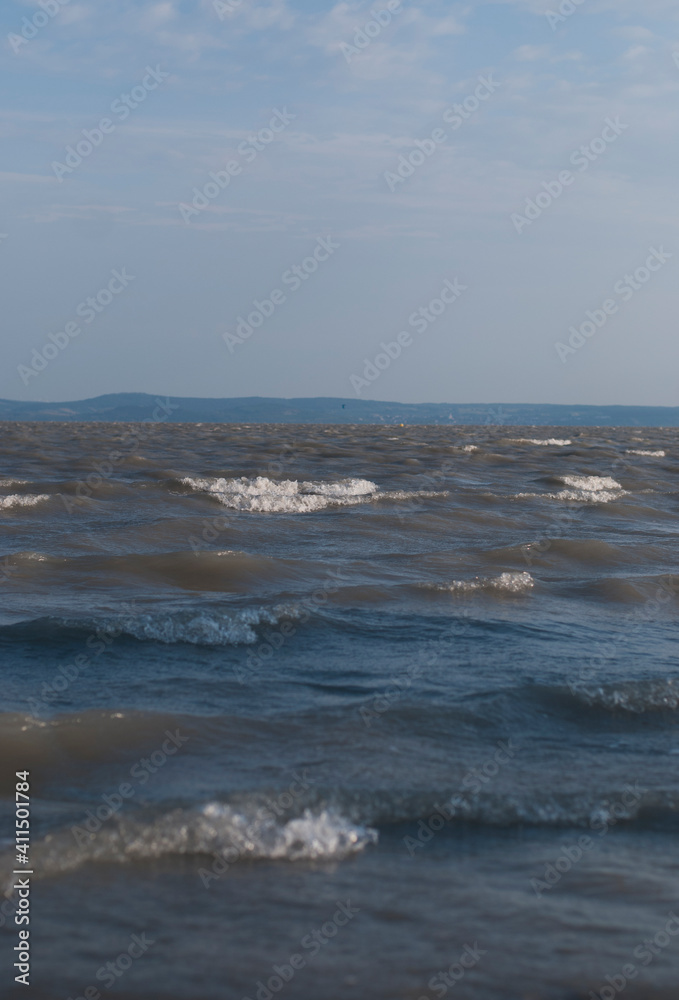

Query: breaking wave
568;678;679;713
180;476;447;513
6;806;377;880
0;493;51;510
55;605;302;646
519;475;626;504
8;778;679;885
424;571;534;595
512;438;572;447
181;476;378;512
626;449;666;457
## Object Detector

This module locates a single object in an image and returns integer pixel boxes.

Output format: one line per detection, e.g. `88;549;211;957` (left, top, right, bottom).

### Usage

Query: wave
518;474;626;504
511;438;572;447
56;605;302;646
568;678;679;713
180;476;377;513
423;571;534;595
505;537;646;568
180;476;446;513
1;550;52;564
2;806;377;881
0;603;304;649
417;788;674;830
555;475;626;503
7;782;679;885
7;548;312;591
0;493;51;510
626;449;666;457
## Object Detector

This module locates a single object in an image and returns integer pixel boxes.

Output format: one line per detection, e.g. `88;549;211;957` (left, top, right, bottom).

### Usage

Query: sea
0;421;677;1000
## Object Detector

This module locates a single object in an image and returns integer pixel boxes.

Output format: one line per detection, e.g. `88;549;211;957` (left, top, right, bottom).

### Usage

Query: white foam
570;678;679;713
556;475;625;503
561;475;622;491
15;807;377;879
626;450;666;457
429;571;534;594
64;606;301;647
182;476;378;513
0;494;50;510
199;804;377;861
512;438;572;447
181;476;446;513
518;474;626;504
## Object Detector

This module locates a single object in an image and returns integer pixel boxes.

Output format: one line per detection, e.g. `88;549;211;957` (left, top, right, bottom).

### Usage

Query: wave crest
181;476;378;512
426;571;534;595
58;605;301;646
569;678;679;713
519;475;626;504
512;438;572;447
0;494;51;510
8;807;377;880
180;476;446;513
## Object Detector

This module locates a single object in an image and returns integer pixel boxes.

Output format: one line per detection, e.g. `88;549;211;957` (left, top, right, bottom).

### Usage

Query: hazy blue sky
2;0;678;405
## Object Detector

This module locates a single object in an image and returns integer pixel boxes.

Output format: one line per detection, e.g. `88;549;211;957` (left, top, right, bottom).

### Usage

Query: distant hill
0;394;677;426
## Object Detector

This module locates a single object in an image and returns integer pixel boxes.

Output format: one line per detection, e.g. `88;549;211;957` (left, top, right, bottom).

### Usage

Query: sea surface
0;421;678;1000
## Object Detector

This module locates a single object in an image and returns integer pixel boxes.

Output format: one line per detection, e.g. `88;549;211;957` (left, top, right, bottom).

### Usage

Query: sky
1;0;678;406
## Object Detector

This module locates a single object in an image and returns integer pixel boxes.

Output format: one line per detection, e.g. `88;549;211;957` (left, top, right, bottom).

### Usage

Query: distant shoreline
1;394;677;426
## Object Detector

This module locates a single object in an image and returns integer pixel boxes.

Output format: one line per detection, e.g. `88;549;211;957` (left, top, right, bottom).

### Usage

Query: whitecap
0;494;51;510
625;449;665;458
9;807;377;880
426;571;534;594
518;474;626;504
512;438;572;447
58;605;302;647
181;476;446;514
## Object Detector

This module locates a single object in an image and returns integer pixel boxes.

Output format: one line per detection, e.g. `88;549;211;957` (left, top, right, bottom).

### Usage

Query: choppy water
1;422;678;1000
